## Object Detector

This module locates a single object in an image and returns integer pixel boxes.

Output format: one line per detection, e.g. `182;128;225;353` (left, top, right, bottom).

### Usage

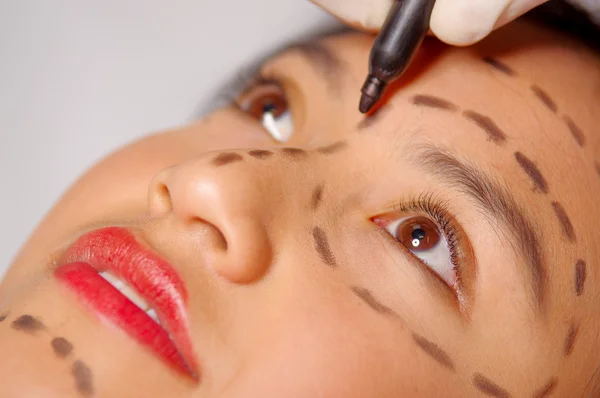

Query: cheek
222;283;447;398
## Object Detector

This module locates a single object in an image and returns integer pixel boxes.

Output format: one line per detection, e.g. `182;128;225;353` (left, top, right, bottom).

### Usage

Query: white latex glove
311;0;549;45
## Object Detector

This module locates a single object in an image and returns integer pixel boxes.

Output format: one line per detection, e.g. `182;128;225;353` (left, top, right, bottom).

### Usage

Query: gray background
0;1;338;276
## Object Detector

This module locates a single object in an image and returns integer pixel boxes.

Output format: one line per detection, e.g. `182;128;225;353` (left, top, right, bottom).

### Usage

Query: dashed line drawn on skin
247;149;274;159
530;85;558;113
72;360;94;397
532;377;557;398
564;323;579;356
4;312;94;396
575;259;586;296
51;337;74;358
561;115;586;147
514;152;549;194
551;202;576;242
483;57;517;76
472;373;511;398
351;286;395;316
462;110;507;145
311;226;337;268
212;152;244;166
11;314;46;334
311;185;324;211
316;141;348;155
411;94;459;111
411;333;455;371
280;147;308;160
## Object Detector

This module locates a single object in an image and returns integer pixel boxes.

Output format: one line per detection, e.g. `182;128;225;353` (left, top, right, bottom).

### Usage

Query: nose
147;150;276;284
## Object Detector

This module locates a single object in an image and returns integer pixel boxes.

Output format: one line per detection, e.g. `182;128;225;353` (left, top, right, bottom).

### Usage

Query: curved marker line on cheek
564;323;579;356
11;314;46;334
72;360;94;397
411;333;455;371
472;373;511;398
532;377;557;398
311;226;337;268
51;337;74;358
575;259;586;296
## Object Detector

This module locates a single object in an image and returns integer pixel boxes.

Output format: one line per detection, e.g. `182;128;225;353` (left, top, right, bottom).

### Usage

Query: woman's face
1;21;599;397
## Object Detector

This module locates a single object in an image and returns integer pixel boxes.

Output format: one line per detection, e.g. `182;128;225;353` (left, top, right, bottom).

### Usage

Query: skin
0;20;599;397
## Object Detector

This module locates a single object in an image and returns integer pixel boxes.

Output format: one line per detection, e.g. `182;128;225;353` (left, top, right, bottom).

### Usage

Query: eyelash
220;70;274;108
390;192;463;285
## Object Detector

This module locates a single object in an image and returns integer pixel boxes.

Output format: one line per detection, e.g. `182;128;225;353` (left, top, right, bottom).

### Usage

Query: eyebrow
206;34;346;113
412;146;546;309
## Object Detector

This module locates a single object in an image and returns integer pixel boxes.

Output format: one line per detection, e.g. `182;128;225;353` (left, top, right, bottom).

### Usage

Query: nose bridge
148;147;318;283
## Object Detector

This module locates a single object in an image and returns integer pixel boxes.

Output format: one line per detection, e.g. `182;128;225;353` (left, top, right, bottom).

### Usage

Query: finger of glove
430;0;510;45
309;0;393;32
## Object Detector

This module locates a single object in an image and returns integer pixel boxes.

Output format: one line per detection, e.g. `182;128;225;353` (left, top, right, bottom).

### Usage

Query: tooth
99;271;125;290
99;272;150;312
119;284;150;312
146;309;160;324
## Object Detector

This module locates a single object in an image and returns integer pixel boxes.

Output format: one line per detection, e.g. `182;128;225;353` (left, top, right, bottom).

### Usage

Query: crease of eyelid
409;144;546;310
199;28;351;116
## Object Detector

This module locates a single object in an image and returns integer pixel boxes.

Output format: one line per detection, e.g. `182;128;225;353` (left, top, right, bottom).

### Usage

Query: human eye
373;194;470;290
235;77;294;143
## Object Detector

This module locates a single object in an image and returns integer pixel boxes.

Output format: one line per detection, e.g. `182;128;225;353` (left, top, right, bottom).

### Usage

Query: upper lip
58;226;198;378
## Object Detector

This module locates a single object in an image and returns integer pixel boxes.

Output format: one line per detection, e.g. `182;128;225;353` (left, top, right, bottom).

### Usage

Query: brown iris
395;217;440;252
239;81;288;120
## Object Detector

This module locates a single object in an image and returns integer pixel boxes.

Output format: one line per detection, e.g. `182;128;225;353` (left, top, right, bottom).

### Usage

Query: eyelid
374;192;476;316
236;77;285;110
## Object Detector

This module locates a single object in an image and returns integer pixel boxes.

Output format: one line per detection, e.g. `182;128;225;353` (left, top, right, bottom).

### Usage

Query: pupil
412;228;426;241
262;102;276;113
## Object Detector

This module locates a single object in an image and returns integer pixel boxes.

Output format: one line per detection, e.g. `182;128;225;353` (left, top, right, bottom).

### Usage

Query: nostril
156;183;173;212
148;180;173;216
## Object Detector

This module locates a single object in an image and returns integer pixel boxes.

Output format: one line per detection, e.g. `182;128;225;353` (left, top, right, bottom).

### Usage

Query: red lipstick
54;227;198;380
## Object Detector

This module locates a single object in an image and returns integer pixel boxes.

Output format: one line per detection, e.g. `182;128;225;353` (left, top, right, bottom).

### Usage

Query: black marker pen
359;0;436;113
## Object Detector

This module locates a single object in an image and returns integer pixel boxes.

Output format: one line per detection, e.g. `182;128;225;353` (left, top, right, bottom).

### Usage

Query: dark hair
527;0;600;51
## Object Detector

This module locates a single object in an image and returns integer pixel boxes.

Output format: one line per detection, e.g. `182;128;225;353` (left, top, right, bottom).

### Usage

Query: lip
54;226;199;381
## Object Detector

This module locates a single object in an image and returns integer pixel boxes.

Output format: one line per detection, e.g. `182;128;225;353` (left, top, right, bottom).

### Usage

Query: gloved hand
310;0;549;45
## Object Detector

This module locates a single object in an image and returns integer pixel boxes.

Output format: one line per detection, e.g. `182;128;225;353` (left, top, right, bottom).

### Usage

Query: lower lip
55;262;191;376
